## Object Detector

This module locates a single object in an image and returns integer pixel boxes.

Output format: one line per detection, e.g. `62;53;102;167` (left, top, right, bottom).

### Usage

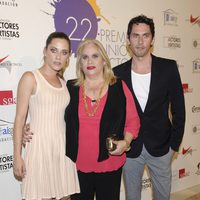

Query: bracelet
125;140;131;152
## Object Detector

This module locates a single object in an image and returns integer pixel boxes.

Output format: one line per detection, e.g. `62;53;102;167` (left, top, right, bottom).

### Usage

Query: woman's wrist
124;139;131;152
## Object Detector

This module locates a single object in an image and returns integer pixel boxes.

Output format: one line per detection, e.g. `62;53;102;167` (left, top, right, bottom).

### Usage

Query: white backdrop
0;0;200;199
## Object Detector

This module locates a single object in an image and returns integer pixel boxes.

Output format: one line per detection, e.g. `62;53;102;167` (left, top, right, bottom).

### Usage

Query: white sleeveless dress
21;69;80;200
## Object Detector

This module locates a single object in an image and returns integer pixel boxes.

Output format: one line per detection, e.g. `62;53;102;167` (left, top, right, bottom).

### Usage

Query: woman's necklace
82;81;105;117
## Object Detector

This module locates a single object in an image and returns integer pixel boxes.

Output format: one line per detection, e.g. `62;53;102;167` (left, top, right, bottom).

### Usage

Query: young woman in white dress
13;32;80;200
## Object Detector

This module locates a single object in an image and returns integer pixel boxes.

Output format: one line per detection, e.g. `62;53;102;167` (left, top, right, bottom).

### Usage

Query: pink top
76;81;140;172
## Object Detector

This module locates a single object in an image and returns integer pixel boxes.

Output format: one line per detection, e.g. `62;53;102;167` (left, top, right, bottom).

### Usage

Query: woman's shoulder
20;71;36;84
17;70;37;95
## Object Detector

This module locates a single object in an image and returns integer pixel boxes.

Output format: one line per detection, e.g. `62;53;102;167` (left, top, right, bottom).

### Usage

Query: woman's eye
93;54;99;58
82;55;88;60
62;51;68;55
50;48;57;53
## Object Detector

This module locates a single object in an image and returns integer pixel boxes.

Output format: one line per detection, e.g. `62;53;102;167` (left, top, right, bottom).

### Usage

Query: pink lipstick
87;66;96;70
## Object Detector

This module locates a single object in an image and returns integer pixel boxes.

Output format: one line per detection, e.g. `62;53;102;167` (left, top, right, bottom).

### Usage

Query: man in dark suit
113;15;185;200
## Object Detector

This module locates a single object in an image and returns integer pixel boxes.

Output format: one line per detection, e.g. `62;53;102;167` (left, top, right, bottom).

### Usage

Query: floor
170;184;200;200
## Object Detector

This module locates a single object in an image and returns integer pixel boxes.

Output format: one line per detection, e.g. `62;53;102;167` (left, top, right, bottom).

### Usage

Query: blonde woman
65;39;140;200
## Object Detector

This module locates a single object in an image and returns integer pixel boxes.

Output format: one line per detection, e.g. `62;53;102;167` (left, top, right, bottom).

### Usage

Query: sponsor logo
192;106;200;113
0;19;20;40
189;15;200;26
0;90;16;105
193;59;200;73
182;83;193;93
51;0;109;55
181;146;197;157
0;119;13;143
0;55;9;63
0;0;18;7
142;177;151;190
0;55;11;73
0;154;13;173
163;35;181;49
163;9;178;26
192;39;200;49
0;55;22;73
192;124;200;135
179;168;190;179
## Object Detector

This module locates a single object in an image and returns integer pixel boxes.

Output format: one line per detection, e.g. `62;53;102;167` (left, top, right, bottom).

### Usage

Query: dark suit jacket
113;54;185;158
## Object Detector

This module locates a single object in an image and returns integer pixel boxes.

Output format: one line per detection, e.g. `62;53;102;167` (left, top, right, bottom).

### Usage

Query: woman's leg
70;171;95;200
95;167;122;200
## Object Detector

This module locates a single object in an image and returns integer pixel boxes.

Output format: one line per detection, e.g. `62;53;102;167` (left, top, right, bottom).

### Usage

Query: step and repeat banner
0;0;200;199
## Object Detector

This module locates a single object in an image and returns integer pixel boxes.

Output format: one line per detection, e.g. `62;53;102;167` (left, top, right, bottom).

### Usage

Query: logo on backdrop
172;168;190;181
48;0;128;65
52;0;109;55
188;15;200;27
0;119;13;142
192;124;200;135
163;35;181;48
181;146;197;157
182;83;193;94
0;154;13;173
192;39;200;49
163;9;178;26
0;55;11;73
192;105;200;113
0;90;16;105
193;58;200;73
0;0;18;7
179;168;190;179
0;55;22;73
0;19;20;40
142;177;151;190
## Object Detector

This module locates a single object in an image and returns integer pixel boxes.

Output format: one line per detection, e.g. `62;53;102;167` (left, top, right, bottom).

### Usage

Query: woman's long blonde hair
75;39;116;86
